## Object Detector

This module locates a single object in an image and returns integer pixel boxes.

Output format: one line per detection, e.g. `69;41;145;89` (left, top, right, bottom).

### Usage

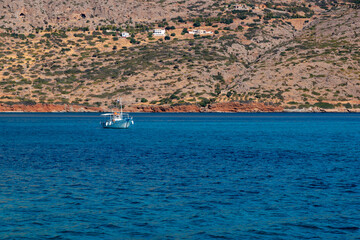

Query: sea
0;113;359;239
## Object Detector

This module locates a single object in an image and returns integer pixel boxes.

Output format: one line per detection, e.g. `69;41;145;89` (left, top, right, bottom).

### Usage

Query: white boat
100;99;134;129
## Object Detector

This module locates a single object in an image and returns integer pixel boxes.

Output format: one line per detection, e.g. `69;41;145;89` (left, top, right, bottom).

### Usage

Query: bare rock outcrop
131;104;202;113
206;102;283;112
0;103;103;112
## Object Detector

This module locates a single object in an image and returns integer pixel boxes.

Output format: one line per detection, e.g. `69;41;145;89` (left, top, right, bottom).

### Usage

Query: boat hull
101;119;133;129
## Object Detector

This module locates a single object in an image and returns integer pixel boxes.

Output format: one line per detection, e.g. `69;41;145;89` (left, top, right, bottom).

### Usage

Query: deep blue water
0;113;359;239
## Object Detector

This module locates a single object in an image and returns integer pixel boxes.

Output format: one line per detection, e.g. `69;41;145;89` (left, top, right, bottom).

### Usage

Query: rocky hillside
231;6;360;110
0;0;359;111
0;0;242;32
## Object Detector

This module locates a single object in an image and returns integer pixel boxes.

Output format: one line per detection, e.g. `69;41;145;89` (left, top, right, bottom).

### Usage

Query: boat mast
120;98;123;115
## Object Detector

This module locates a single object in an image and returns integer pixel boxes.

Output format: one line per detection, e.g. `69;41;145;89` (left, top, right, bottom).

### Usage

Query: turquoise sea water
0;113;359;239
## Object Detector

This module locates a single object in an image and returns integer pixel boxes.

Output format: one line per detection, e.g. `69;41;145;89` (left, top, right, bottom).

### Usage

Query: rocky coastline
1;102;359;113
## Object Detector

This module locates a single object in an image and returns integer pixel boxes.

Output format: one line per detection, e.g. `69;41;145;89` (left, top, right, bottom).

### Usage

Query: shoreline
0;102;359;113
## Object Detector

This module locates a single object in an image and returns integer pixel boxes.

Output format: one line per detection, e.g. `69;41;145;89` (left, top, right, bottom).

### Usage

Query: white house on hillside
234;4;250;10
121;32;130;38
189;29;213;35
153;29;166;36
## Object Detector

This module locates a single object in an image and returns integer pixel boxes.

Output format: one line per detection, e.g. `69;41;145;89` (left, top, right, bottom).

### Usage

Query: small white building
121;32;130;38
234;4;250;11
153;29;166;36
189;29;213;35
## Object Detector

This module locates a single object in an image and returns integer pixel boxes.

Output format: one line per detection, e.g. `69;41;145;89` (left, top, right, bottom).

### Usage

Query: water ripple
0;113;359;239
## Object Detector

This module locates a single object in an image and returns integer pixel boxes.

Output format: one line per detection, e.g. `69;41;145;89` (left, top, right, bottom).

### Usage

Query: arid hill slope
231;7;360;108
0;0;359;111
0;0;350;32
1;0;226;32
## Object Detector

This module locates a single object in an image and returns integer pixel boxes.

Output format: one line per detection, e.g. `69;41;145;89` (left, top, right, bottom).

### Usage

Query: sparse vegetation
0;0;357;111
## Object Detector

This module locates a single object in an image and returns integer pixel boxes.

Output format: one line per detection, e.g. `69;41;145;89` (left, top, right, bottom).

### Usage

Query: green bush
343;103;352;109
314;102;335;109
198;97;210;107
244;26;258;40
19;99;36;105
